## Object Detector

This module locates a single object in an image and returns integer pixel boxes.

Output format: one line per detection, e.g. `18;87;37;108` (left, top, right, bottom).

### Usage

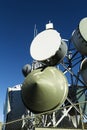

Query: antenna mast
34;24;37;38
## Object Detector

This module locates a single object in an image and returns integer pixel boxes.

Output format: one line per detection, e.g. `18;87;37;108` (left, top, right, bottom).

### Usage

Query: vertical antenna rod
34;24;37;38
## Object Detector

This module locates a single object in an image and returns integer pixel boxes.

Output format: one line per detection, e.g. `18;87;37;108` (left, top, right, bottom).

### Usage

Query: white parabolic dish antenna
79;17;87;41
71;17;87;55
30;29;61;61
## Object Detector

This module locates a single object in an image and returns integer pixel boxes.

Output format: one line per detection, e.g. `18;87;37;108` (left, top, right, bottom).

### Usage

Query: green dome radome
21;67;68;114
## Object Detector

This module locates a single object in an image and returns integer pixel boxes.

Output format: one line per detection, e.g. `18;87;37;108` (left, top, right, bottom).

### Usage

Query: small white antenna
46;21;53;29
34;24;38;38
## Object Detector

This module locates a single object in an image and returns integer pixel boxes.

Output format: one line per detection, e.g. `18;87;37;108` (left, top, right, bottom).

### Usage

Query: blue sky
0;0;87;122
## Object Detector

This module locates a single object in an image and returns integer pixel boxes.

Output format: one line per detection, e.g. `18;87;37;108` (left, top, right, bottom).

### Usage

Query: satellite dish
80;58;87;85
30;29;62;65
21;67;68;114
22;64;31;77
71;17;87;55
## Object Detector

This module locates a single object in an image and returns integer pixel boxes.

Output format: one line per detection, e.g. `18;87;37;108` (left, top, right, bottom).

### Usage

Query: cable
1;100;87;126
